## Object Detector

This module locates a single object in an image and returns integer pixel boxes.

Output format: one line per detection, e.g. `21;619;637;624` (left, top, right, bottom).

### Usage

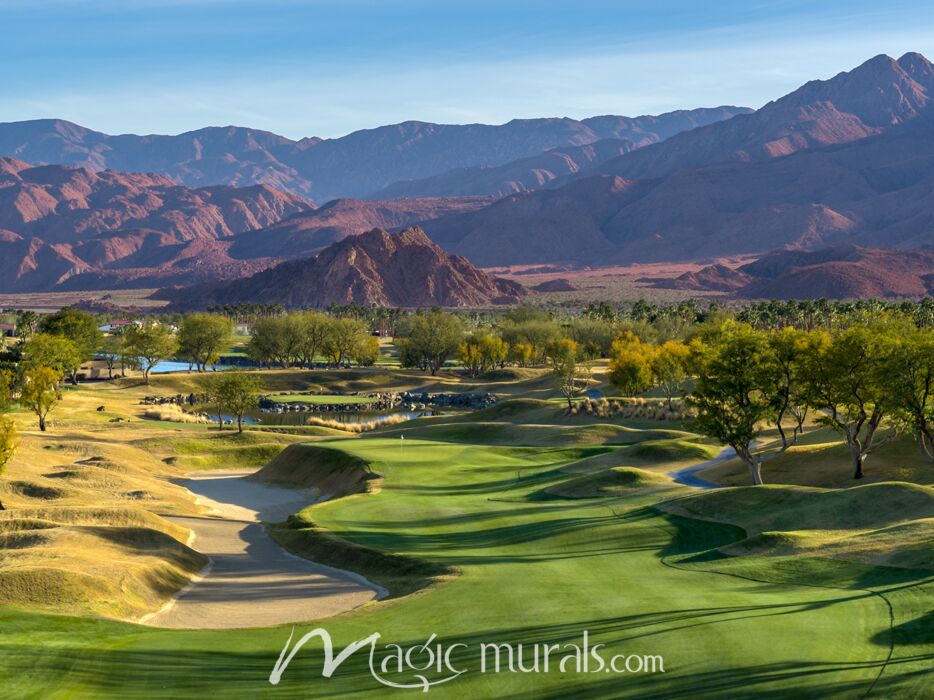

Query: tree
499;320;562;365
20;334;82;381
0;369;15;410
14;310;38;339
457;332;508;377
247;316;288;367
206;374;260;433
457;336;483;377
547;339;587;412
322;318;369;367
351;334;380;367
651;340;690;408
397;311;464;375
479;334;509;371
688;324;805;485
123;322;178;384
800;325;896;479
507;342;533;368
0;415;16;510
38;308;101;383
99;334;126;380
294;312;333;368
178;314;233;372
20;366;62;432
608;332;655;396
885;326;934;463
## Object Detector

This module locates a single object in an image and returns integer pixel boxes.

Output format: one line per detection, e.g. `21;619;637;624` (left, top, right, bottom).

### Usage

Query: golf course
0;363;931;699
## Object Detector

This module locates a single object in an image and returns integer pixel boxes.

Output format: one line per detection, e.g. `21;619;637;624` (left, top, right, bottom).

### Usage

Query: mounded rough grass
0;507;206;618
270;514;455;599
659;482;934;570
545;466;681;499
698;434;934;488
136;431;298;472
249;444;379;500
622;438;720;463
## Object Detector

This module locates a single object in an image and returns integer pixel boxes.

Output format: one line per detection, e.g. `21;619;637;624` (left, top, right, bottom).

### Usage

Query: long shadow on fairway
317;513;620;553
0;598;902;699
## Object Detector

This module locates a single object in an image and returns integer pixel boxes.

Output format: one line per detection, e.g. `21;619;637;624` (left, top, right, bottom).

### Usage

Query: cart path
667;447;735;489
140;471;385;629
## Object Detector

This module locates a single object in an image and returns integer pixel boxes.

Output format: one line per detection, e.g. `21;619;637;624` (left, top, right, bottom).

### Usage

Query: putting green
0;438;929;698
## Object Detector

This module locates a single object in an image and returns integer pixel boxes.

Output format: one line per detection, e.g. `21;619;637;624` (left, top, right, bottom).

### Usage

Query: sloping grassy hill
659;482;934;570
698;433;934;488
0;506;205;619
544;466;681;499
249;444;378;500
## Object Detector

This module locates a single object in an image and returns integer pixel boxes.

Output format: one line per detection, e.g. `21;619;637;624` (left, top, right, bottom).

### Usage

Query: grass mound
660;482;934;570
697;434;934;488
249;444;378;500
546;467;679;499
270;513;455;599
623;438;720;463
0;506;192;542
0;507;205;618
137;431;295;472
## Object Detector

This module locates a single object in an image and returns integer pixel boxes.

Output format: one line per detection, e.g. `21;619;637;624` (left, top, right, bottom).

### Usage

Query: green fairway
1;434;930;698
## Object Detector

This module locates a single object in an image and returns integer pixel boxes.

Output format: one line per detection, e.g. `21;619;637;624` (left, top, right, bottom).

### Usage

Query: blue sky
2;0;933;139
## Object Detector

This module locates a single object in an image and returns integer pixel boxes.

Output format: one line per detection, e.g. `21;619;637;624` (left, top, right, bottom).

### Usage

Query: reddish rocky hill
158;227;527;309
0;158;311;291
652;246;934;299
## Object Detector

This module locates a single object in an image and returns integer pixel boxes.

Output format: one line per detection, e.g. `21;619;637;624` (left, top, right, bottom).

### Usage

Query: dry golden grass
142;404;211;424
305;413;410;433
0;377;290;619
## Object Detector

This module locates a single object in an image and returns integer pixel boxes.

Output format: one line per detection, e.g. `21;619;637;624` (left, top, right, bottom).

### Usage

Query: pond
149;361;238;374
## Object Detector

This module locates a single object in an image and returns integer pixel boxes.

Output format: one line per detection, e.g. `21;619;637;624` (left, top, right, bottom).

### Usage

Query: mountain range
3;51;934;300
0;107;748;202
422;52;934;266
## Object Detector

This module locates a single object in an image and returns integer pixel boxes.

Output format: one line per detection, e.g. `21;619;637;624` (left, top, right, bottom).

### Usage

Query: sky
1;0;934;139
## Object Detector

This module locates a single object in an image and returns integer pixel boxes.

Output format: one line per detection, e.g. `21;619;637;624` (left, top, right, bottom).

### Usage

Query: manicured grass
0;368;930;698
2;434;928;697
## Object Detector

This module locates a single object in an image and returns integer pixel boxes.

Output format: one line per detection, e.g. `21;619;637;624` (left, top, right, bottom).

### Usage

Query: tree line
606;319;934;484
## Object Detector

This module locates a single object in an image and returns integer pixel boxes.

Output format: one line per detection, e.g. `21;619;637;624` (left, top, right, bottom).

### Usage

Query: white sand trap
141;471;385;629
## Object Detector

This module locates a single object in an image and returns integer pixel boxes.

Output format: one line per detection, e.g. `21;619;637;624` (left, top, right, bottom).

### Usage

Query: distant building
98;319;140;333
0;323;15;337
